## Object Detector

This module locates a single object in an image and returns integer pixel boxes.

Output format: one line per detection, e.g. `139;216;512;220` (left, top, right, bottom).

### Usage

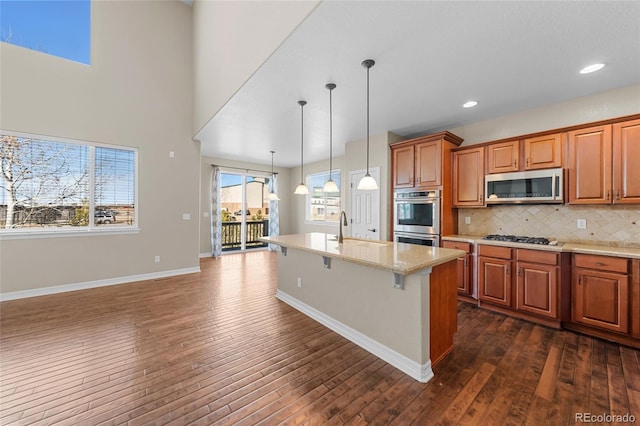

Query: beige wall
0;1;199;294
200;156;291;255
449;84;640;146
192;0;319;135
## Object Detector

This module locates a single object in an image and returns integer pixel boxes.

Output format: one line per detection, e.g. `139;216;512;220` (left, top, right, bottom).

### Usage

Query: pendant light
323;83;340;193
294;100;310;195
357;59;379;190
266;150;280;201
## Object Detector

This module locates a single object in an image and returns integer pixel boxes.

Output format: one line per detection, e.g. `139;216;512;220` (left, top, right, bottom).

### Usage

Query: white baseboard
0;266;201;302
276;289;434;383
199;252;212;258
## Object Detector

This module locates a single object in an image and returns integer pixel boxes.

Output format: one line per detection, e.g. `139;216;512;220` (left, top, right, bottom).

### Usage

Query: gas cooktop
482;234;558;245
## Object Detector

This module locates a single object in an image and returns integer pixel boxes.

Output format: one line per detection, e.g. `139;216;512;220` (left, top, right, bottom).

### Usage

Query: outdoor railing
221;219;269;251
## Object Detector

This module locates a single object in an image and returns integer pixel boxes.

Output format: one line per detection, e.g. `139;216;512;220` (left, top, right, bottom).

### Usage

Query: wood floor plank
1;251;638;425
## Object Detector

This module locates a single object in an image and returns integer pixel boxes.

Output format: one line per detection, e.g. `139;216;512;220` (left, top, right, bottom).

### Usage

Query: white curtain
210;166;222;257
268;174;280;251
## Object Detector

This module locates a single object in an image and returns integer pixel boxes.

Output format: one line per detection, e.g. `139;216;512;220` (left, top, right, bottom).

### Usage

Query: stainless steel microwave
485;168;564;204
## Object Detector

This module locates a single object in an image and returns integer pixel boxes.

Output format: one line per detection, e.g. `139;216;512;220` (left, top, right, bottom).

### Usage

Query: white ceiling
196;1;640;168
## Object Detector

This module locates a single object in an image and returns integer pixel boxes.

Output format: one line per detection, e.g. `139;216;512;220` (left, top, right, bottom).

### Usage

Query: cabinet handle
506;265;510;274
513;159;517;168
616;190;620;200
606;190;610;200
518;267;522;277
526;158;529;167
416;177;420;183
578;277;582;285
596;262;606;267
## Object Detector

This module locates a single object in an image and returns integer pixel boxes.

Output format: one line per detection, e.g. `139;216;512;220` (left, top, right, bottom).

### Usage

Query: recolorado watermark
575;412;636;423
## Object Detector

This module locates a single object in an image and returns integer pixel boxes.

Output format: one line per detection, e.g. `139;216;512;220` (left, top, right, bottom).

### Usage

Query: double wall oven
393;189;440;247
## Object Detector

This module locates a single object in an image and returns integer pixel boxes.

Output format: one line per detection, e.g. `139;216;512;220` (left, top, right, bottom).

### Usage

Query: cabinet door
479;256;511;307
452;147;485;207
486;140;519;174
572;268;629;334
516;262;558;318
524;133;563;170
567;125;612;204
415;141;441;188
613;119;640;204
392;145;415;188
443;241;472;297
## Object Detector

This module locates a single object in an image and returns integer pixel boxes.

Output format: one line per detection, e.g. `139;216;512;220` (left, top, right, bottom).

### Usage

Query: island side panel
429;260;457;366
276;248;428;365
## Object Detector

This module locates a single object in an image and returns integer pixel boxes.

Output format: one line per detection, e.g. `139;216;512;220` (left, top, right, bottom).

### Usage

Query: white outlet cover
169;151;175;158
465;217;471;225
182;213;191;220
577;219;587;229
203;212;209;217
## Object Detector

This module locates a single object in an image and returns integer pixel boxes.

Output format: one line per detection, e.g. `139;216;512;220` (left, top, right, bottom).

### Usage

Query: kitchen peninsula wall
457;205;640;248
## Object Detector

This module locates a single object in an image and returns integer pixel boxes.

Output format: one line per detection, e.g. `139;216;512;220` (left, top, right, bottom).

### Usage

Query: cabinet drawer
517;249;558;266
442;241;472;254
574;254;629;274
478;244;512;260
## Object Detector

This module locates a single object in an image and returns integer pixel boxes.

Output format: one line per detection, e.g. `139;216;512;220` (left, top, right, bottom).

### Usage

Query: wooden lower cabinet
516;261;558;319
478;245;562;327
479;256;512;307
516;249;560;319
478;245;512;307
571;254;630;334
442;240;474;300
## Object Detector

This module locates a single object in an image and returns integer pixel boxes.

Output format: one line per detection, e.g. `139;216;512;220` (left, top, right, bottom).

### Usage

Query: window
0;0;91;65
1;132;137;235
305;171;341;223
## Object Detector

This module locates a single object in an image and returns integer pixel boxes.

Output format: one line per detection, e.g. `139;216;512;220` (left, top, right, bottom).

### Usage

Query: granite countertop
442;234;640;259
260;233;465;275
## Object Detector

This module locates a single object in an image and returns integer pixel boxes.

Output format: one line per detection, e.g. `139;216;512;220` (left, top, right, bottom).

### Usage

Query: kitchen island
259;233;464;383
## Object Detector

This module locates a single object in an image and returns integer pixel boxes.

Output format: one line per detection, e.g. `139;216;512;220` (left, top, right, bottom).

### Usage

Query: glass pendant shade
265;150;279;202
294;183;309;195
357;173;378;190
358;59;378;191
323;178;339;193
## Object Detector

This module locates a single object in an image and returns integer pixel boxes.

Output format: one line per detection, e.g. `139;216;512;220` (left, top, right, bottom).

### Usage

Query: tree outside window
1;133;136;231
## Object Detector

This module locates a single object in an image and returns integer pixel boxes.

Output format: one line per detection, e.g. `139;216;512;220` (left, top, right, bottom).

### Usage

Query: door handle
367;228;377;232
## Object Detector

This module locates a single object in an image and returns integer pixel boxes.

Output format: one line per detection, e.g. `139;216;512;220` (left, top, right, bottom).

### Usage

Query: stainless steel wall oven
393;189;441;246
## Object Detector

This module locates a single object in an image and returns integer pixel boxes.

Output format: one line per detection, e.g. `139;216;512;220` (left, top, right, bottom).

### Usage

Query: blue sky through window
0;0;91;65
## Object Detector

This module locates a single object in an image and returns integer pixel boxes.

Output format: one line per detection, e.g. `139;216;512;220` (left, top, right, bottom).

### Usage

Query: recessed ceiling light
463;101;478;108
580;63;605;74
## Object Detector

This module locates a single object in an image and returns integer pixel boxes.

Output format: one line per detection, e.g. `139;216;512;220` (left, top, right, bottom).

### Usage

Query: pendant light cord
300;102;304;182
366;64;370;174
329;86;333;181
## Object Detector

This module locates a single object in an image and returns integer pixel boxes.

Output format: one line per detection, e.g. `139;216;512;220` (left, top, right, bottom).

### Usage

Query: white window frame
0;130;139;240
304;170;341;225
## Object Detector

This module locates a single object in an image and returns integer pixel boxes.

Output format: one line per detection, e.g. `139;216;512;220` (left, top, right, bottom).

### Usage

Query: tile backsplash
457;205;640;248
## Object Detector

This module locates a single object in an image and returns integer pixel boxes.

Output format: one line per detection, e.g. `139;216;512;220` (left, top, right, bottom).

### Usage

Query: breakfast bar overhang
260;233;464;383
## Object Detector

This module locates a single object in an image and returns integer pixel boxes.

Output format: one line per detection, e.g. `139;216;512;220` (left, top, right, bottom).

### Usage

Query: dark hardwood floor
1;251;638;425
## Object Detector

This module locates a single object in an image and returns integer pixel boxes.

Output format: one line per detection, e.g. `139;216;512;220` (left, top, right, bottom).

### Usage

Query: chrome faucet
339;211;348;243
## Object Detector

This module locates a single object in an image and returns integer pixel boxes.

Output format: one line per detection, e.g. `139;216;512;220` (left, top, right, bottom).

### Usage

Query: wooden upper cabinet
392;145;414;188
486;140;519;174
524;133;563;170
452;147;485;207
415;141;442;188
613;118;640;204
391;132;462;190
568;124;612;204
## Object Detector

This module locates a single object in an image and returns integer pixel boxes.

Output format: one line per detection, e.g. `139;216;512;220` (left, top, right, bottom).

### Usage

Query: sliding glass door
220;172;271;252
